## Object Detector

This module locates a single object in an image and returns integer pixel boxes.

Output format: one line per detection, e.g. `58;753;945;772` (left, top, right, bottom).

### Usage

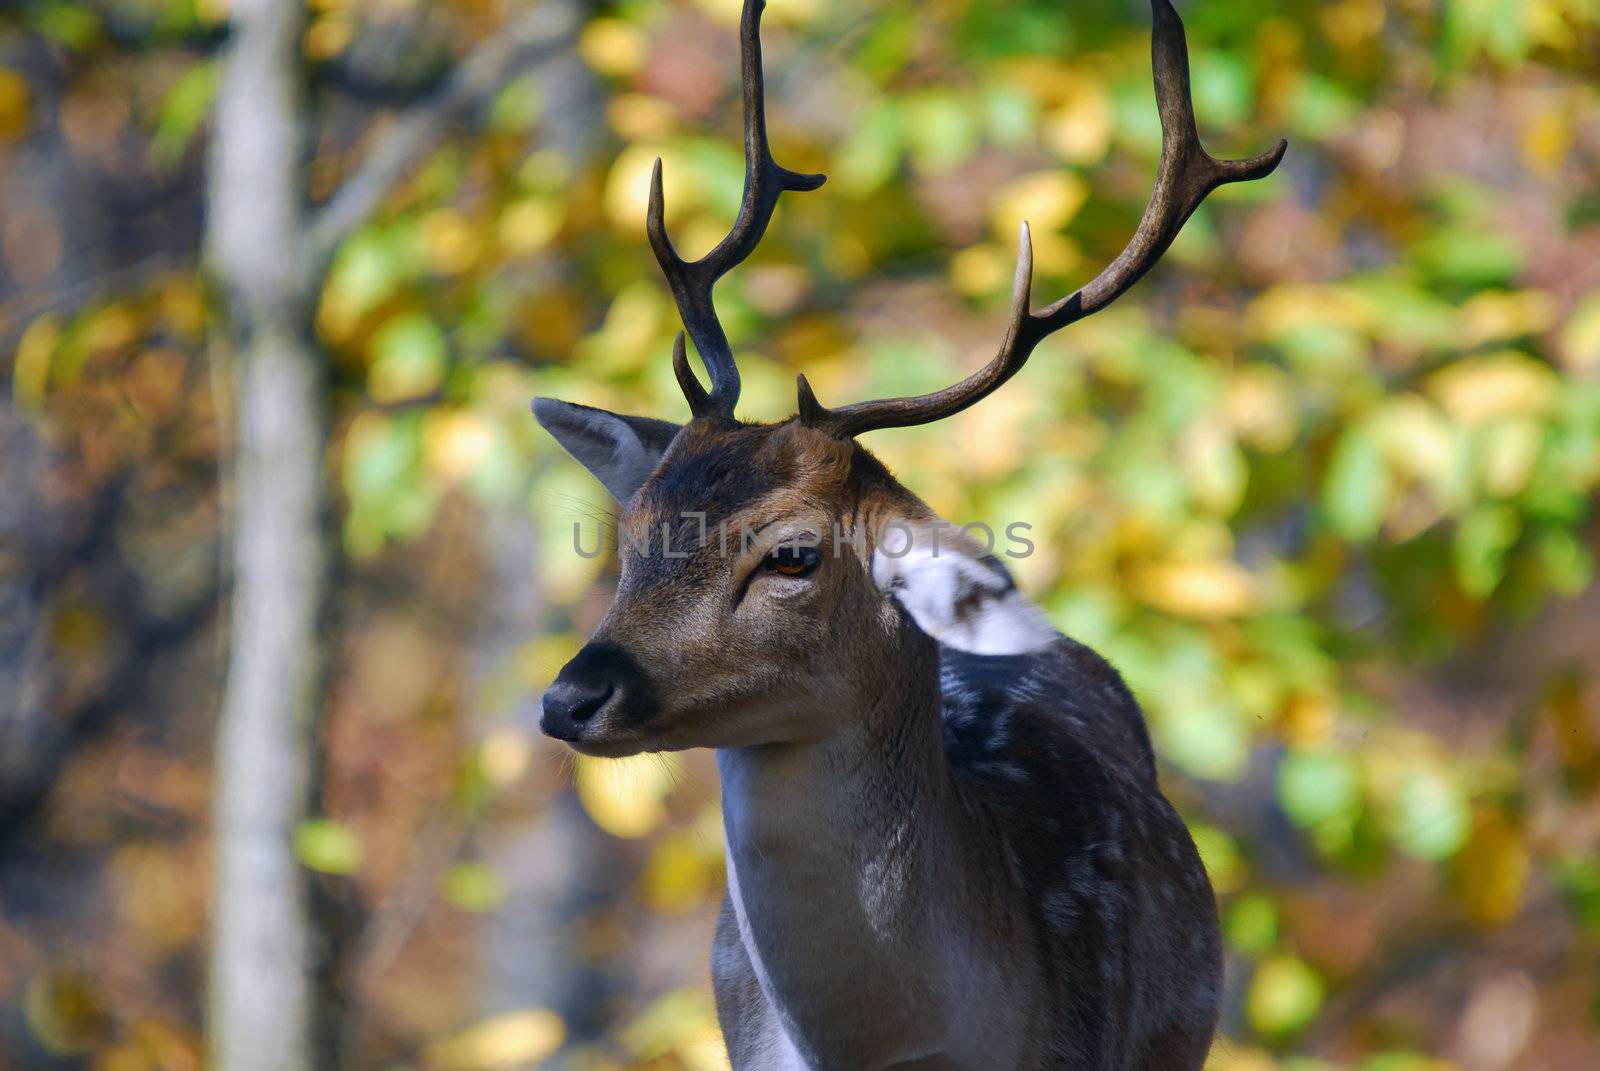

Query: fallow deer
534;2;1284;1067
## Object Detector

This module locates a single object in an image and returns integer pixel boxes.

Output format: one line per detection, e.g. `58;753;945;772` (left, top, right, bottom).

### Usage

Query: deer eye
762;544;821;578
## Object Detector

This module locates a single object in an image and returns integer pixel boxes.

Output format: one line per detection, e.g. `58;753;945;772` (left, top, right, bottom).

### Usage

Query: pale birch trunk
205;3;325;1069
202;1;584;1065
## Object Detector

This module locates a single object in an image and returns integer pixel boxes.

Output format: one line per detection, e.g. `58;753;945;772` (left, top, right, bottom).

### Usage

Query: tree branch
305;3;582;268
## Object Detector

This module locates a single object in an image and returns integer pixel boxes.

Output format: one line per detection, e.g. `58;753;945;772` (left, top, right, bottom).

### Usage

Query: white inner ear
872;526;1056;656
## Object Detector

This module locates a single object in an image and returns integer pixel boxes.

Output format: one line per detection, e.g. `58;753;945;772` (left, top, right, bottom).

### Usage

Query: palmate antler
648;0;825;421
654;0;1285;436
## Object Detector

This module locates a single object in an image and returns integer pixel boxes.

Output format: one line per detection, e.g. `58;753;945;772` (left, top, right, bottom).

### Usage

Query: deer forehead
620;421;883;543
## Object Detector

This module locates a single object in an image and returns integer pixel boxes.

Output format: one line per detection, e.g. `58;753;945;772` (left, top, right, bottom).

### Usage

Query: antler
797;0;1286;439
650;0;826;421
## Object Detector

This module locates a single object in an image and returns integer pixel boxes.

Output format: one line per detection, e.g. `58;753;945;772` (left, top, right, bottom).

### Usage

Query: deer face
534;407;1055;756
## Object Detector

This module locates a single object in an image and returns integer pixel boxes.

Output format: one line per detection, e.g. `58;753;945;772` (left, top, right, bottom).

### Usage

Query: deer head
535;0;1284;757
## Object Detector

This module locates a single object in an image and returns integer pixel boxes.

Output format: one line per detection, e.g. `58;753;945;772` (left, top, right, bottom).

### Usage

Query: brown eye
762;544;821;578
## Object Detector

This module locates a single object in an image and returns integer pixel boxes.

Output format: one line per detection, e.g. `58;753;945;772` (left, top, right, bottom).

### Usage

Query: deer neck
716;628;1002;1065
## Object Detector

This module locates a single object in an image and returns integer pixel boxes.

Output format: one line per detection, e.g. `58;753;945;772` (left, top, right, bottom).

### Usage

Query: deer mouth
565;733;652;759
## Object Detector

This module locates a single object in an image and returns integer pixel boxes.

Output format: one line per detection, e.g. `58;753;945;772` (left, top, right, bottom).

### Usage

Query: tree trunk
205;2;327;1070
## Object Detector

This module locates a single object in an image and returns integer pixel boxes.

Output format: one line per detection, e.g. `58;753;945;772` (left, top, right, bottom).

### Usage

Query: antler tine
649;0;826;421
800;0;1286;440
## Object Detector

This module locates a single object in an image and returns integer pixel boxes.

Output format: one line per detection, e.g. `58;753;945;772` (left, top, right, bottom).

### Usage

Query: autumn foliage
2;0;1599;1068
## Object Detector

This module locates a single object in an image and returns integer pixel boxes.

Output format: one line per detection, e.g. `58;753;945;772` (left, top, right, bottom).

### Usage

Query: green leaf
369;313;448;403
489;74;544;132
1361;1052;1446;1071
1453;505;1520;598
1443;0;1532;68
27;2;102;49
834;99;903;195
1279;749;1362;829
1413;225;1525;288
443;862;506;913
1225;892;1279;957
1189;50;1252;130
854;10;915;80
1388;769;1470;861
1322;423;1392;542
1158;698;1249;782
903;89;980;174
346;414;418;500
1247;954;1324;1038
151;61;217;164
1189;823;1245;894
1535;528;1594;595
1551;858;1600;935
326;227;416;319
294;819;363;876
1287;73;1359;139
981;82;1037;150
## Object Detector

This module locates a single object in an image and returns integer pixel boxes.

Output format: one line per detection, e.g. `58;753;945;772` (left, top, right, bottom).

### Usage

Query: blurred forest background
2;0;1599;1068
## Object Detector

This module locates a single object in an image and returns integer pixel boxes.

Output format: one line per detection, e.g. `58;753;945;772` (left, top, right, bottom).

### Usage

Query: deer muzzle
539;640;659;756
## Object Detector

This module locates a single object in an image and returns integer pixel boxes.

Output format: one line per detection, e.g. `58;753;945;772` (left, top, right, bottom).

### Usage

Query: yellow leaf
643;830;721;914
990;170;1089;240
1246;955;1323;1038
1040;74;1113;164
1321;0;1385;49
579;18;648;77
1547;673;1600;792
1280;690;1337;749
1521;99;1572;177
24;970;107;1055
605;143;700;236
1133;558;1258;619
419;208;481;275
516;632;583;694
1372;394;1459;490
1247;283;1373;340
1428;352;1558;426
950;243;1011;297
1458;290;1558;349
1456;809;1531;925
576;753;680;839
575;282;666;375
1479;418;1542;498
156;274;208;338
304;14;355;61
424;409;495;481
1223;366;1297;453
958;387;1029;476
1203;1045;1277;1071
1558;293;1600;376
0;67;32;139
608;92;678;141
479;726;533;788
427;1009;564;1071
697;0;817;25
1188;824;1246;895
82;304;140;356
1180;419;1247;516
11;315;60;413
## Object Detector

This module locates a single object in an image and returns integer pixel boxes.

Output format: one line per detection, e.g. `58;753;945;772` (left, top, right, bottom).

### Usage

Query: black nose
538;641;657;745
540;678;614;741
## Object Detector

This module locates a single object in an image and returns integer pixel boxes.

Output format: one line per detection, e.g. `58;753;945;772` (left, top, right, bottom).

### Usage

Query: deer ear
533;398;682;504
872;524;1056;656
